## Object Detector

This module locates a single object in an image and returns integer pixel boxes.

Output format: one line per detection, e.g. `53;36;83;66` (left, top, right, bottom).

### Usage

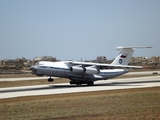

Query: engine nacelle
84;67;99;74
70;66;84;73
70;66;100;74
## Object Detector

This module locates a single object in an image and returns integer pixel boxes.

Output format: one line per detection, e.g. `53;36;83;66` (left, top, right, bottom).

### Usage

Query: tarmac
0;75;160;99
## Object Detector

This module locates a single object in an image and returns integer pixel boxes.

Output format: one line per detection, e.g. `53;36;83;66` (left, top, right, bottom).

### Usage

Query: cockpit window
35;62;44;66
35;62;39;65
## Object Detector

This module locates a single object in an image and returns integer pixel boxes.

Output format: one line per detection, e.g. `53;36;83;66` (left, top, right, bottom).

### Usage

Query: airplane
30;46;151;86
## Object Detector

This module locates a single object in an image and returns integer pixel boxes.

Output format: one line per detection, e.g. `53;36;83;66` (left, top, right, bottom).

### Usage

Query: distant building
34;56;56;62
16;57;27;65
141;57;148;65
96;56;107;63
23;59;32;67
151;56;160;63
148;58;153;64
130;56;160;66
0;60;5;66
150;56;160;66
130;57;146;65
5;59;15;66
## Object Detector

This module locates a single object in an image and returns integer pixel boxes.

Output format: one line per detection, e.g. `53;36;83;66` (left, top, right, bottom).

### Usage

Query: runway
0;71;159;82
0;76;49;81
0;75;160;99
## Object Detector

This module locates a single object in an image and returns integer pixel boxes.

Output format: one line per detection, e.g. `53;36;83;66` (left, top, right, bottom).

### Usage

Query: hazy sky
0;0;160;61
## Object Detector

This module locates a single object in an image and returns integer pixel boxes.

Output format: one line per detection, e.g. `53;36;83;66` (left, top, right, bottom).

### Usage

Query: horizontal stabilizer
117;46;152;50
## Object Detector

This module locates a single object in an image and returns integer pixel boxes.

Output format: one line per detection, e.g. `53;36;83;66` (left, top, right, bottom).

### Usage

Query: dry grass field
0;87;160;120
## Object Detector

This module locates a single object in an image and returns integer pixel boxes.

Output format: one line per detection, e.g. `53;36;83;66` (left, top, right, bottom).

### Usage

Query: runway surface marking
0;75;160;99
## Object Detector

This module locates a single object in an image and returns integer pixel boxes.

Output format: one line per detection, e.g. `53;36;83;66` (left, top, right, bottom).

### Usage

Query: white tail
111;46;152;65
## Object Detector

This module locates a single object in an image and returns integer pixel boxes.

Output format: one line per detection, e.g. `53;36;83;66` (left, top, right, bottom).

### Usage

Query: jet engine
70;66;84;73
70;66;99;74
83;67;100;74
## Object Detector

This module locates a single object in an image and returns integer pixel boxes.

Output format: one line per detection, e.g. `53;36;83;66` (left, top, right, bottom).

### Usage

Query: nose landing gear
48;77;54;82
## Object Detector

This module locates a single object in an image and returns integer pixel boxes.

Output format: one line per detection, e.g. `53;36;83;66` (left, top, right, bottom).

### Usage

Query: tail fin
111;46;152;65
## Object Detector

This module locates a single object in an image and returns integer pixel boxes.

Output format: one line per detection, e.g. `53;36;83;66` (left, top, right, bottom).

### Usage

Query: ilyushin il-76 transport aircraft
30;46;151;86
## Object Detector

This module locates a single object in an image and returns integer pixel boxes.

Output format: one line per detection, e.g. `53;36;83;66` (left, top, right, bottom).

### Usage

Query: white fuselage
31;61;128;81
30;46;150;85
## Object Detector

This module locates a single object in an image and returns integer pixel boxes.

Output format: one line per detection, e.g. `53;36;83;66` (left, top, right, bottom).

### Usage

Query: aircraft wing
66;61;143;69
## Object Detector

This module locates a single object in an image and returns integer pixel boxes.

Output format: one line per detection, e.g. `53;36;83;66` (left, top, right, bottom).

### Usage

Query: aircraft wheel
76;84;82;86
48;77;54;82
87;81;94;86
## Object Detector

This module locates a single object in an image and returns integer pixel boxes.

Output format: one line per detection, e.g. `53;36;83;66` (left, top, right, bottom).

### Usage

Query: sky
0;0;160;61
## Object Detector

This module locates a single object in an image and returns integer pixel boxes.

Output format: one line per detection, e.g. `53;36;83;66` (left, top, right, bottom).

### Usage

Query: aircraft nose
30;66;34;71
30;66;36;74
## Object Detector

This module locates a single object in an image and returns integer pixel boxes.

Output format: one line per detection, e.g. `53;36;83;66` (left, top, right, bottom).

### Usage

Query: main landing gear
70;81;94;86
48;77;54;82
87;81;94;86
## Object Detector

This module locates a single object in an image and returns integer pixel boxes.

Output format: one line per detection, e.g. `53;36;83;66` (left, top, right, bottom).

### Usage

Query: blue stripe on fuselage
36;66;127;75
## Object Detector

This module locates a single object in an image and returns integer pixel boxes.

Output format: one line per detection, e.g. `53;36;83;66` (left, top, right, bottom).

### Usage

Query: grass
0;74;35;78
0;87;160;120
0;78;69;88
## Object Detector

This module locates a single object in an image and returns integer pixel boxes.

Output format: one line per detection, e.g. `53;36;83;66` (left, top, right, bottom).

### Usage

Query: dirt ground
0;87;160;120
0;71;160;120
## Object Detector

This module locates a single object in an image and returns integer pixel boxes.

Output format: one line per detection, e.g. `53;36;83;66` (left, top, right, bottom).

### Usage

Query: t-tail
111;46;152;65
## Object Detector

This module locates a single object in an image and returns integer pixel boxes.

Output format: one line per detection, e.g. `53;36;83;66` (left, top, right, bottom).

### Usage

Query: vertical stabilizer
111;46;152;65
